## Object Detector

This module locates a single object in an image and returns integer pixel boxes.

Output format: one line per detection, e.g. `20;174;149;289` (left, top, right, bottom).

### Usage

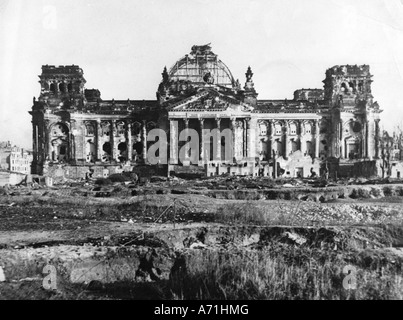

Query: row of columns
266;119;320;159
46;120;150;163
169;117;254;164
95;119;148;162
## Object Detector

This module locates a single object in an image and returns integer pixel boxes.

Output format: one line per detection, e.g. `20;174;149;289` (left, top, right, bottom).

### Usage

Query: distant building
0;142;33;174
0;142;32;186
378;129;403;178
9;147;33;174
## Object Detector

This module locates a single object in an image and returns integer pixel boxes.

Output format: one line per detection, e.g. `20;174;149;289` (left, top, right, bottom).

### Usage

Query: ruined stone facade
30;45;382;179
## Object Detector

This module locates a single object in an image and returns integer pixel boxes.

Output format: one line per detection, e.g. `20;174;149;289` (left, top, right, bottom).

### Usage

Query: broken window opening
117;142;127;163
352;121;362;133
259;123;267;135
275;124;282;135
86;123;95;136
50;83;56;94
102;142;112;162
101;123;110;136
290;123;297;135
133;142;143;155
305;123;312;134
117;122;125;136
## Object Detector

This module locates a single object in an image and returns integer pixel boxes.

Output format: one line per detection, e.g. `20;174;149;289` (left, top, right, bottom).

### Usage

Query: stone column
216;117;221;161
375;119;380;159
297;121;302;153
32;124;38;164
199;118;204;163
341;125;346;159
367;118;376;160
48;129;53;161
284;121;289;158
315;120;320;159
340;121;345;159
331;120;337;158
270;121;275;159
127;122;132;161
170;119;179;164
142;120;147;163
246;118;253;160
338;120;342;158
110;120;115;161
362;121;368;158
341;138;346;159
184;118;190;160
243;119;247;158
97;120;102;161
69;120;76;161
83;122;87;161
231;117;237;161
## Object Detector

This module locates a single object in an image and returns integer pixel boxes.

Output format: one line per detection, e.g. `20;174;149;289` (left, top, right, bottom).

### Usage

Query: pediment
167;89;254;112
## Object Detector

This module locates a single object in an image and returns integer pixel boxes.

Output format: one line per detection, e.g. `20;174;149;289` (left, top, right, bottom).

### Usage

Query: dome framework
168;44;235;88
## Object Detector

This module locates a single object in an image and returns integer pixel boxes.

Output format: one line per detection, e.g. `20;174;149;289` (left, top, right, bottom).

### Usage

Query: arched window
59;83;65;93
275;124;282;135
50;83;56;94
101;122;110;136
132;122;142;135
86;123;95;136
52;123;69;137
102;142;111;162
117;122;125;136
348;82;355;92
352;121;362;133
290;123;297;135
67;82;73;93
259;122;267;135
117;142;127;162
133;141;143;155
291;140;298;153
305;123;312;134
358;82;364;93
50;123;69;162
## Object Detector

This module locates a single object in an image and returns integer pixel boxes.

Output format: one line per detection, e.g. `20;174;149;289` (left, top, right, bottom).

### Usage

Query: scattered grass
167;247;403;300
214;200;302;226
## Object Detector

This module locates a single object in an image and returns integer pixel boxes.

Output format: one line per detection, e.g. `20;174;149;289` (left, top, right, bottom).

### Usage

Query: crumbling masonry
30;44;382;180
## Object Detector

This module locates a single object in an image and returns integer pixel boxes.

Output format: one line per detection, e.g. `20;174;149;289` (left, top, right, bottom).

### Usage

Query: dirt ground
0;178;402;299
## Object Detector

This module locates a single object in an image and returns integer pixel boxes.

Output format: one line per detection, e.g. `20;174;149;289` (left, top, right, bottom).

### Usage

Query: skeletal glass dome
168;44;236;88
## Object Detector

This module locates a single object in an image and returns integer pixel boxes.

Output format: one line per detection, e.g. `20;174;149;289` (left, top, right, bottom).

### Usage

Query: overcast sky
2;0;403;148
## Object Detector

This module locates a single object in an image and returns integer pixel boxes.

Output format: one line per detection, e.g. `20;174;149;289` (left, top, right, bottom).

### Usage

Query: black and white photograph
0;0;403;307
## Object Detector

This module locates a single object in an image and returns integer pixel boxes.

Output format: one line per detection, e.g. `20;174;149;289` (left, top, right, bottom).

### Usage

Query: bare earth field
0;176;402;300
